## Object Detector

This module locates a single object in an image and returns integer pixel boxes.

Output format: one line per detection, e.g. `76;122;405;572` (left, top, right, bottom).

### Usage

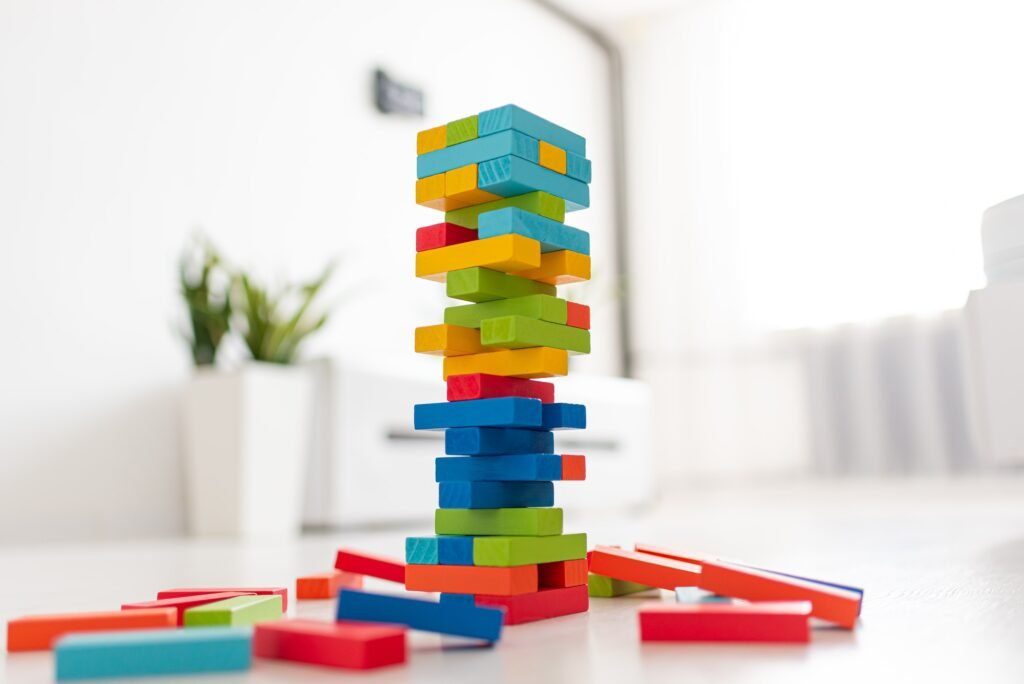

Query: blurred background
3;0;1024;544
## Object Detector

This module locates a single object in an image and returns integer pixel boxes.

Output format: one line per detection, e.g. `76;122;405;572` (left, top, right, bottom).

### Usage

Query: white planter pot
182;363;314;537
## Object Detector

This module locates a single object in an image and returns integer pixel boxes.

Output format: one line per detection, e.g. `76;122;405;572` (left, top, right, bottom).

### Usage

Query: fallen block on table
7;609;176;652
335;548;406;584
476;585;588;625
638;602;812;643
157;586;289;611
296;570;364;600
183;595;282;628
587;573;654;597
336;588;503;641
254;618;406;670
589;546;701;591
122;592;255;626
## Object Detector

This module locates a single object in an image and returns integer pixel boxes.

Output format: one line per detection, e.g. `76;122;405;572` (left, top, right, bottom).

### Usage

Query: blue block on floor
566;150;592;183
406;536;439;564
477;156;590;211
439;481;555;508
439;593;476;606
415;397;543;430
336;589;503;642
55;628;252;680
478;104;586;156
417;130;538;178
445;426;554;455
439;536;474;565
436;454;562;482
477;208;590;254
535;403;586;430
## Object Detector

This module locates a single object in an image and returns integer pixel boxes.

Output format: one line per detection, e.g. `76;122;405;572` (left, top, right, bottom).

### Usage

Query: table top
4;477;1024;683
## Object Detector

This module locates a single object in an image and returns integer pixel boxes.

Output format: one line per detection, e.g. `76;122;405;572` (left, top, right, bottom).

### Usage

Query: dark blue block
436;454;562;482
336;589;503;641
439;481;555;509
535;403;587;430
439;593;476;606
414;397;542;430
445;427;554;455
438;536;474;565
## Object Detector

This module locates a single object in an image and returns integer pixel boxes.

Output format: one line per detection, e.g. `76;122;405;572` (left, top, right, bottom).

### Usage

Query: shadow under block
335;549;406;584
476;585;588;625
566;301;590;329
445;294;567;329
675;587;735;605
566;150;592;183
587;573;654;597
55;627;252;680
7;609;176;652
447;373;555;403
446;114;478;146
540;402;587;430
445;426;554;455
415;324;490;357
122;592;255;627
416;234;541;282
481;316;590;354
435;507;563;536
638;602;812;643
447;266;556;303
478;207;590;254
417;124;447;155
254;619;406;671
474;533;587;567
478;104;586;156
443;347;569;380
698;560;860;629
445;191;565;229
414;396;543;430
515;250;591;285
478;155;590;210
538;140;567;174
157;587;289;611
436;453;583;482
418;129;538;178
183;595;282;628
405;536;473;566
405;564;538;596
539;559;589;588
416;222;478;252
337;588;504;641
439;481;555;508
589;547;701;591
296;571;364;600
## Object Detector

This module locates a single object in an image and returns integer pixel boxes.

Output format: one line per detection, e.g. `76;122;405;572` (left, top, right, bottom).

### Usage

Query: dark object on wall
374;69;424;116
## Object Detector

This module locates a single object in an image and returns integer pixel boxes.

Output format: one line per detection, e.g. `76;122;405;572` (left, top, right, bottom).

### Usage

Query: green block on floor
182;595;282;628
445;294;566;329
473;533;587;567
445;191;565;229
446;115;478;146
435;508;563;536
481;315;591;353
447;267;556;303
587;573;654;598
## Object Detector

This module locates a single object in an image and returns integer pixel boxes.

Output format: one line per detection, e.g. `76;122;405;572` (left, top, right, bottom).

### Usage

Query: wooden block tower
408;105;592;624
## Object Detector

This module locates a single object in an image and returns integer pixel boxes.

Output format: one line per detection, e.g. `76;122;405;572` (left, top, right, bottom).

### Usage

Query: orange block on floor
405;564;538;596
7;608;176;652
297;570;364;600
588;546;701;591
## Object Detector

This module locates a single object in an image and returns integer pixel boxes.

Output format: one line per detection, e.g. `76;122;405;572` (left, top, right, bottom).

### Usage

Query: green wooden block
473;533;587;567
481;315;591;353
183;595;282;628
587;573;655;598
445;191;565;229
447;267;556;303
435;508;563;536
446;115;478;146
445;294;566;329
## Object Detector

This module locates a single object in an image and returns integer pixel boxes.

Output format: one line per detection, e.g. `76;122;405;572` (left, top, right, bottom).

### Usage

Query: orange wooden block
7;608;176;652
588;546;701;591
442;347;569;380
415;324;492;356
405;564;538;596
561;454;586;480
633;543;709;566
443;163;502;210
538;141;567;174
538;558;588;588
516;250;590;285
417;124;447;155
296;570;364;600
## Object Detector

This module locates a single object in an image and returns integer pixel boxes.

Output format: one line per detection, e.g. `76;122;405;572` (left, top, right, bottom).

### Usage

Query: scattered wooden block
447;373;555;403
418;129;538;178
587;573;654;597
416;222;477;252
440;481;555;509
296;571;363;600
446;114;478;146
55;627;252;680
477;104;586;156
561;454;587;480
447;266;555;303
417;124;447;155
631;543;709;566
122;592;255;626
338;588;504;641
445;426;554;455
515;249;591;285
478;155;590;210
414;397;543;430
436;453;562;482
478;207;589;254
157;587;289;611
476;585;588;625
7;609;176;652
183;595;282;628
446;293;568;329
254;619;406;670
443;163;502;210
539;559;589;588
588;546;701;590
538;140;568;174
442;347;569;380
566;301;590;329
435;507;563;536
414;323;491;357
540;403;587;430
638;602;812;643
565;150;592;182
405;564;538;596
481;316;590;354
446;190;565;229
335;549;406;584
416;234;541;282
474;533;587;567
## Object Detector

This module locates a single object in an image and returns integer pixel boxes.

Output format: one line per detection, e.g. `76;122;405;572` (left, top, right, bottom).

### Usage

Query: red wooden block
122;592;255;626
589;546;701;590
698;560;860;629
254;618;407;670
157;587;289;611
565;302;590;330
639;602;811;643
538;559;588;588
7;609;176;652
335;549;406;584
447;373;555;403
416;222;477;252
476;585;589;625
561;454;586;481
633;543;709;566
297;571;364;600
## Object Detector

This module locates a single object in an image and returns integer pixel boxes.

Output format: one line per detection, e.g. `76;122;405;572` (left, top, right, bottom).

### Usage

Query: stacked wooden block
409;105;592;624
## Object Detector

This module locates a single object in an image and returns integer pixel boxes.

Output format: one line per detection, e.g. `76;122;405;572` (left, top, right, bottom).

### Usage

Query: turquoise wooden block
566;151;592;183
477;155;589;211
405;537;439;565
478;105;586;156
417;130;538;179
477;208;590;255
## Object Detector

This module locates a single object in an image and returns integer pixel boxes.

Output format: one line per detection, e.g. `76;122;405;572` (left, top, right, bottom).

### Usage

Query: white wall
0;0;615;542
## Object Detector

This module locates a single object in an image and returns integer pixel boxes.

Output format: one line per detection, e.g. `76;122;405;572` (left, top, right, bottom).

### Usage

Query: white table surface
4;477;1024;683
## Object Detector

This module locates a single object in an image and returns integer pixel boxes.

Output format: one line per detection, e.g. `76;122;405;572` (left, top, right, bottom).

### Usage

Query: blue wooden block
406;537;439;564
537;403;587;430
436;453;562;482
477;156;590;211
477;208;590;255
417;130;538;179
414;397;543;430
566;150;592;183
439;536;474;565
55;628;252;680
445;426;554;455
336;589;503;642
439;481;555;508
439;593;476;606
478;105;586;156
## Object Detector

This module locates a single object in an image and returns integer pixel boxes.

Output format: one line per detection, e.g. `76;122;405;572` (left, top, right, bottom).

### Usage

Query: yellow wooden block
416;234;542;282
516;250;591;285
416;173;447;210
415;323;492;356
417;125;447;155
443;163;502;210
538;141;568;174
443;347;569;379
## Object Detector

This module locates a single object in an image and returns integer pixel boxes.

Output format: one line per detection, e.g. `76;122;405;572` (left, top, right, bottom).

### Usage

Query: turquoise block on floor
417;130;538;178
477;208;590;255
477;155;590;211
478;104;586;156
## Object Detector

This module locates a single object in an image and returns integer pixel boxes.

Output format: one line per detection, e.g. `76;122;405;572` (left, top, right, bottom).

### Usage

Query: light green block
445;191;565;229
481;315;591;353
435;508;563;536
587;573;654;598
473;533;587;567
446;115;478;146
183;595;282;628
447;267;556;303
445;294;566;329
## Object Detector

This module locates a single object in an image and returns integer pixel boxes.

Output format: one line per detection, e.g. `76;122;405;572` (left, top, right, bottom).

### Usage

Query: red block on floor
589;546;700;590
7;609;176;652
335;549;406;584
476;585;589;625
297;571;364;600
156;587;289;611
122;592;255;626
447;373;555;403
416;222;477;252
254;618;407;670
538;559;588;588
566;302;590;329
638;602;811;643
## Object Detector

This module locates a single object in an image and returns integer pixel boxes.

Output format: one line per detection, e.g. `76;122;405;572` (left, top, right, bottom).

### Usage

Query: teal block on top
566;151;592;183
478;155;590;211
417;130;538;179
477;207;590;255
478;104;586;156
